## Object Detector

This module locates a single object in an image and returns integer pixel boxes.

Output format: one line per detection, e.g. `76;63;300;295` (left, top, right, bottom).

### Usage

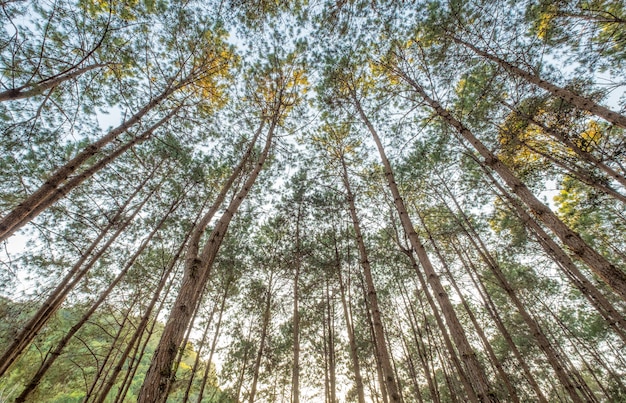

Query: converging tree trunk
349;85;498;402
391;64;626;302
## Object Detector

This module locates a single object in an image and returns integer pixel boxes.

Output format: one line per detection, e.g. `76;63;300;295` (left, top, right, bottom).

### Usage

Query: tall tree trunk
0;176;159;378
0;78;187;241
137;113;278;403
446;35;626;128
398;331;425;403
2;108;179;241
350;91;497;402
359;273;389;403
326;278;337;403
0;63;108;102
249;271;274;403
335;240;367;403
292;204;302;403
416;205;516;402
14;194;182;402
396;280;440;403
339;153;401;402
84;301;138;403
181;306;216;403
449;210;586;402
393;67;626;301
102;221;194;403
474;168;626;342
196;280;230;403
454;244;549;403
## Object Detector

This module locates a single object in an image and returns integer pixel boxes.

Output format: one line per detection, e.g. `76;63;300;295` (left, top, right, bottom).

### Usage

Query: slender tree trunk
234;322;254;403
137;113;278;403
339;154;401;402
359;273;389;403
454;244;549;403
415;208;519;402
15;192;181;401
396;281;440;403
335;241;367;403
249;271;274;403
394;68;626;301
103;223;193;403
350;91;497;402
0;79;187;241
2;108;179;241
0;177;159;378
326;278;337;403
181;306;216;403
0;63;108;102
85;301;138;403
446;35;626;128
196;280;229;403
292;205;302;403
398;331;425;403
476;170;626;342
450;212;585;402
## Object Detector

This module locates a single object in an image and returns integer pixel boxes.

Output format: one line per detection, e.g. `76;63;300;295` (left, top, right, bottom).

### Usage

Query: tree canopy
1;0;626;401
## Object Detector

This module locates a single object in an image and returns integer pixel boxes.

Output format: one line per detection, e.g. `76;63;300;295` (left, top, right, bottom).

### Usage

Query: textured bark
395;69;626;301
249;271;273;403
0;177;158;378
291;205;302;403
336;243;367;403
0;63;108;102
15;194;181;402
137;114;277;403
0;80;185;241
449;35;626;129
351;92;497;402
340;154;401;402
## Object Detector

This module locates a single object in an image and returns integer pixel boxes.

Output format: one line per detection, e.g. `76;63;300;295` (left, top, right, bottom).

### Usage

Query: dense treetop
1;0;625;402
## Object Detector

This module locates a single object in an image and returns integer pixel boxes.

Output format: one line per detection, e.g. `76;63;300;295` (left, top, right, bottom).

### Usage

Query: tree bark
350;90;497;402
0;79;186;241
292;204;302;403
249;270;274;403
0;108;179;241
335;240;367;403
137;111;278;403
15;193;182;402
339;153;401;402
0;175;159;378
448;35;626;129
196;280;229;403
394;67;626;301
0;63;108;102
